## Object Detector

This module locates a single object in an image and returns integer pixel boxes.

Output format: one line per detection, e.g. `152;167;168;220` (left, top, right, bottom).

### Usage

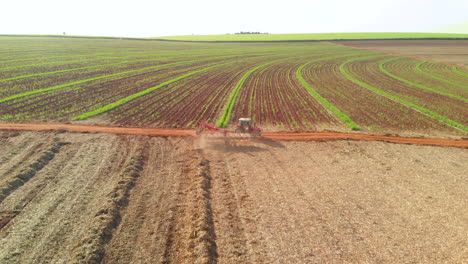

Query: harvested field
0;130;466;263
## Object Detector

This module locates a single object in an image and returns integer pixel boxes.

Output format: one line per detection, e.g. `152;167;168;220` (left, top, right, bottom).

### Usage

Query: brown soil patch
0;131;466;263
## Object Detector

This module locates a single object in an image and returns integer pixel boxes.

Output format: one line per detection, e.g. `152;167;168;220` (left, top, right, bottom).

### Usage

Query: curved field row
416;61;468;89
0;50;305;97
0;49;284;81
0;59;236;121
0;56;216;98
230;56;344;129
0;54;252;103
0;58;121;79
0;54;116;69
103;51;338;128
0;53;182;81
105;59;274;127
300;55;457;133
215;57;295;128
416;61;468;87
454;66;468;77
379;58;467;101
73;58;256;121
343;56;468;129
296;55;361;130
0;37;465;135
216;49;366;128
86;52;330;127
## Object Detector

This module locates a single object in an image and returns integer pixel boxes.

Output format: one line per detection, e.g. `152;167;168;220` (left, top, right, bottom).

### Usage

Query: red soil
0;123;466;148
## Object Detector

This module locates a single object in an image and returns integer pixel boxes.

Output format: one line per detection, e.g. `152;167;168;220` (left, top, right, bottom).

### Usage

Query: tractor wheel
251;130;261;137
234;127;244;134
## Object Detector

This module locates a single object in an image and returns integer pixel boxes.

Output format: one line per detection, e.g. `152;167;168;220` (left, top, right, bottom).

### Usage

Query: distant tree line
234;31;269;34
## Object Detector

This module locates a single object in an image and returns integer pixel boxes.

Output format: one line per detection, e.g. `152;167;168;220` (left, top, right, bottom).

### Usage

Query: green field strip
453;67;468;77
379;58;467;102
0;51;319;105
297;55;363;130
0;51;128;63
215;58;300;128
0;53;129;68
0;55;88;64
0;55;245;104
214;52;364;128
341;56;468;131
72;52;322;121
416;61;468;89
73;58;256;120
0;49;309;82
0;57;118;71
0;55;194;82
0;61;134;82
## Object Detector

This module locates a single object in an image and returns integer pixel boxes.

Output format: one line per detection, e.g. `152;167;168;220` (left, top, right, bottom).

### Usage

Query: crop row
417;61;468;88
227;56;341;129
380;58;468;100
0;57;204;98
1;37;465;135
299;55;457;133
82;52;329;126
0;53;260;103
0;58;241;120
343;56;467;129
104;59;270;127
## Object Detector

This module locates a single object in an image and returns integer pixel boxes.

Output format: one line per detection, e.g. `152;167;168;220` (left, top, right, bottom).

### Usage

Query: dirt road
0;131;467;263
0;122;466;148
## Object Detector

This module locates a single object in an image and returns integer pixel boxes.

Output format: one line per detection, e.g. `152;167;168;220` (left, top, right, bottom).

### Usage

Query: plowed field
1;130;467;263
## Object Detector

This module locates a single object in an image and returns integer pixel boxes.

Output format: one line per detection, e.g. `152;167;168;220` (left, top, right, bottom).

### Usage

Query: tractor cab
238;118;252;129
235;118;261;136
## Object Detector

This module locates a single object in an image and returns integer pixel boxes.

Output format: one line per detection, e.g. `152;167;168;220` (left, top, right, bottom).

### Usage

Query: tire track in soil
69;138;149;263
0;136;68;230
101;137;187;263
172;152;218;264
0;140;68;204
199;145;252;263
0;131;33;166
101;137;219;264
0;132;54;184
0;134;124;263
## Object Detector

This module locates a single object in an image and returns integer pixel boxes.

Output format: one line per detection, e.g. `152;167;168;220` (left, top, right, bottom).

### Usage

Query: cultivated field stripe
0;55;242;104
216;51;370;128
215;57;298;127
453;67;468;77
416;61;468;89
73;58;255;120
341;56;468;131
0;56;184;82
0;55;95;64
0;50;290;82
297;54;361;130
379;58;467;102
0;57;116;71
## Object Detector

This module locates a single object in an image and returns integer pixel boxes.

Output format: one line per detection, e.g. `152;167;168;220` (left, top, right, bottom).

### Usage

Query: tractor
234;118;261;136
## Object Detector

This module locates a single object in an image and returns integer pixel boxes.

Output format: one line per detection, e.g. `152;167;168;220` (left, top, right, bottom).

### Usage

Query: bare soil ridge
0;123;466;148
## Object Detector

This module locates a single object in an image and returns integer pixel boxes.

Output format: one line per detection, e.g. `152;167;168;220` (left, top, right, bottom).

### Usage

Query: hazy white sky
1;0;467;37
